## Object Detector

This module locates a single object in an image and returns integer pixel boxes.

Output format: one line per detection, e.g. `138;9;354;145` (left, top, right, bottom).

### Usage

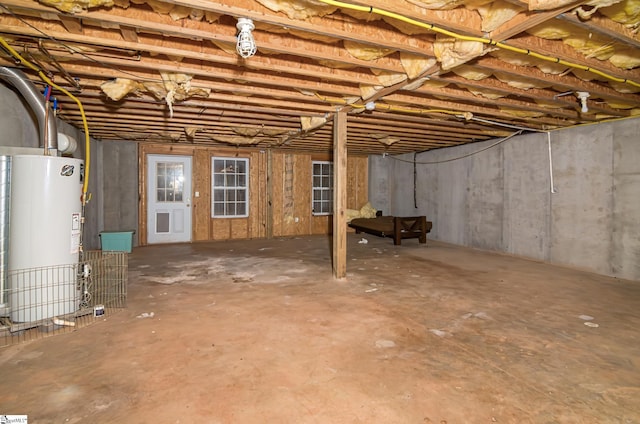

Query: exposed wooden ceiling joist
0;0;638;155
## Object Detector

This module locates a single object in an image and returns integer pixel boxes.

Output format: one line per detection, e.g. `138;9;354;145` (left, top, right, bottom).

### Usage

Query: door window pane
156;162;184;203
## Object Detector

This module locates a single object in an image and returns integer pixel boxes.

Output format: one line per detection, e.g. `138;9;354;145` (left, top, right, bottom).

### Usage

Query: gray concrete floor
1;234;639;423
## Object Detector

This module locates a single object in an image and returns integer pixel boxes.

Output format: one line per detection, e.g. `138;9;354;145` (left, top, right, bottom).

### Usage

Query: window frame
211;157;250;218
311;160;333;216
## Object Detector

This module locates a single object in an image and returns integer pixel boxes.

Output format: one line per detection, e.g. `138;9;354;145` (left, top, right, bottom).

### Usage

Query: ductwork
0;67;57;151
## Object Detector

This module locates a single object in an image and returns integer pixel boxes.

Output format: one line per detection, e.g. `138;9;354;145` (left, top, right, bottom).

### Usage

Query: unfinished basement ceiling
0;0;639;154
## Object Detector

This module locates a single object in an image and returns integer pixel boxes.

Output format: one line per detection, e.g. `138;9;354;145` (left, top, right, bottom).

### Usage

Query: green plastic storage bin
99;231;135;253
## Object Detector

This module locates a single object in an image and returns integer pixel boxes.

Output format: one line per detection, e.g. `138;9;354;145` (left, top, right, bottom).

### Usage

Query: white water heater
8;155;83;322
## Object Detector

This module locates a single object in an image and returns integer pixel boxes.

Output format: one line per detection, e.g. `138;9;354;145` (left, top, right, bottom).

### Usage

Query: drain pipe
0;67;58;151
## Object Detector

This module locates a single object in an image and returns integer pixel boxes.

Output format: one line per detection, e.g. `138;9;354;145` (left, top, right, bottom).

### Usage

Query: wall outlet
294;217;299;223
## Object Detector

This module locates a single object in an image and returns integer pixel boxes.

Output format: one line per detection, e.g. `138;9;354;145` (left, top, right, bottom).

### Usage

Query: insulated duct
0;67;58;151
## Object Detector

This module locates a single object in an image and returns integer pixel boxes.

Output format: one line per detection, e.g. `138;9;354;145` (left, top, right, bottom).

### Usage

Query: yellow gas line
316;0;640;89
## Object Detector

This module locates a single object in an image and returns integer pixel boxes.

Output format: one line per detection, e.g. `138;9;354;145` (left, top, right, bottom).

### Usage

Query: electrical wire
0;4;151;82
316;0;640;89
386;130;524;165
0;36;91;203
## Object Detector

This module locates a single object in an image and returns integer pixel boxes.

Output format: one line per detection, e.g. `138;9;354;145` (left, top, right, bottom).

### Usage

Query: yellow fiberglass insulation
141;81;165;99
168;6;198;21
343;40;395;61
372;70;408;87
528;0;583;11
490;50;568;74
360;202;377;218
407;0;467;10
262;129;289;136
403;77;431;91
529;21;638;70
571;68;608;81
469;87;507;99
145;0;175;14
575;0;627;19
535;99;565;109
39;0;113;13
434;36;485;70
609;80;640;93
499;107;546;118
210;40;236;56
205;11;221;23
345;203;377;223
101;78;144;101
233;127;262;137
530;0;623;12
255;0;336;20
140;73;210;118
563;30;617;61
494;72;552;89
599;0;640;28
608;48;640;69
421;79;451;88
360;84;383;100
526;22;572;39
371;135;400;146
475;0;524;33
400;53;437;80
452;65;493;80
605;99;637;109
212;136;261;145
301;116;327;132
185;127;200;138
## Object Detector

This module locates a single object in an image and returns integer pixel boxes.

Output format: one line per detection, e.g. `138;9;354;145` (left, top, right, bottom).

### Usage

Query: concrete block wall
371;117;640;281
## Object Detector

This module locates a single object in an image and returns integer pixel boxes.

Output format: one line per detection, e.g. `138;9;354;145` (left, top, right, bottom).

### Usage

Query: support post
333;111;347;279
266;149;273;239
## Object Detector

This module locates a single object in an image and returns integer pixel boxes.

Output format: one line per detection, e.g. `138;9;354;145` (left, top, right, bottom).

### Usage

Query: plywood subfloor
1;235;639;423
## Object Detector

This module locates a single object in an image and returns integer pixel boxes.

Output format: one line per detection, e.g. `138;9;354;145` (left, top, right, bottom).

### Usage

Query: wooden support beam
490;0;587;41
266;149;273;239
332;111;347;280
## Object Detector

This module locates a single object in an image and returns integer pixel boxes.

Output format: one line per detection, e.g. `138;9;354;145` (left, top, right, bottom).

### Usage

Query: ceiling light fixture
236;18;256;59
576;91;590;113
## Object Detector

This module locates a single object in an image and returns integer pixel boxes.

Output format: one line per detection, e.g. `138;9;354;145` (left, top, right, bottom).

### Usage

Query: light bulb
236;18;256;58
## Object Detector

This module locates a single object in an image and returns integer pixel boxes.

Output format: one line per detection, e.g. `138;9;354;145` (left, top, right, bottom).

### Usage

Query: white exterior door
147;154;192;244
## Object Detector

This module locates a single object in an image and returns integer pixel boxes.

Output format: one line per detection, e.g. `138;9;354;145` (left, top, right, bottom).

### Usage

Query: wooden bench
348;216;432;245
